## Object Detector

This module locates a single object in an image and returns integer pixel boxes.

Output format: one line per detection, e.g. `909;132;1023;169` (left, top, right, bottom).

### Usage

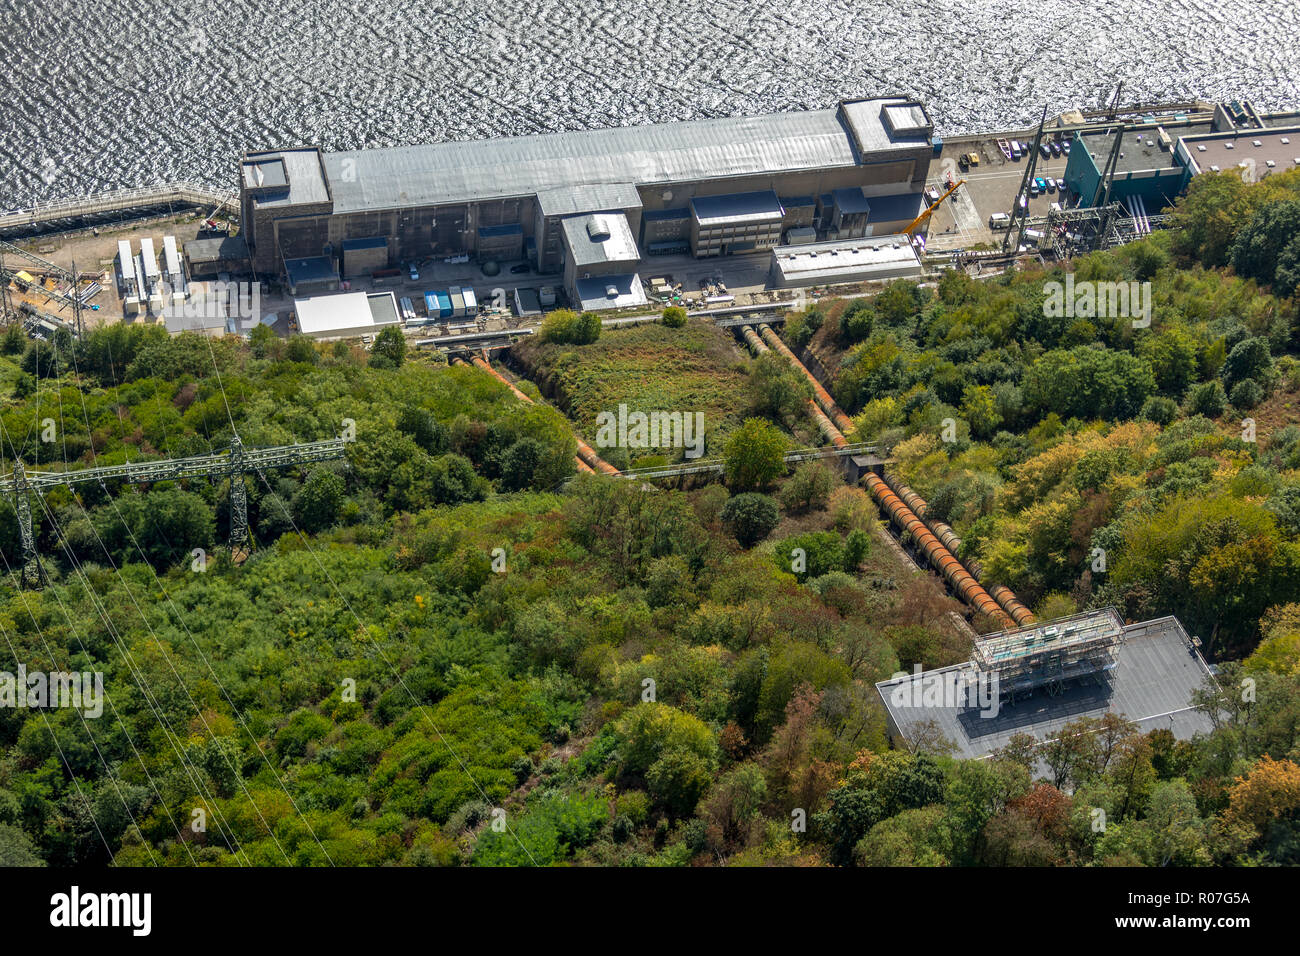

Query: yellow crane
903;179;966;235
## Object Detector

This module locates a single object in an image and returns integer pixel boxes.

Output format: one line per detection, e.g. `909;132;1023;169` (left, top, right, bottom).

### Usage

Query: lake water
1;0;1297;205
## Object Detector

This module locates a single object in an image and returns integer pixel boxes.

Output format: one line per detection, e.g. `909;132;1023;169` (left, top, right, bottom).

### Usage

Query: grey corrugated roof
537;182;642;217
772;234;921;284
875;616;1214;759
562;213;639;267
318;105;893;214
574;273;647;312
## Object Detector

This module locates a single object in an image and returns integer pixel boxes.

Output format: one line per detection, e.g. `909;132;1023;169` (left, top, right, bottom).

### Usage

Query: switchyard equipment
972;607;1124;698
2;435;349;588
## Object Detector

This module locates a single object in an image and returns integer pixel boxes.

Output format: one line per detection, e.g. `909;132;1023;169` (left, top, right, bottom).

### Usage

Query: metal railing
0;181;238;230
619;440;881;481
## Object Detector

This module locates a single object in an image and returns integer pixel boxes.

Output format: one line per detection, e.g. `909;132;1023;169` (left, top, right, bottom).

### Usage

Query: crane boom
903;179;965;235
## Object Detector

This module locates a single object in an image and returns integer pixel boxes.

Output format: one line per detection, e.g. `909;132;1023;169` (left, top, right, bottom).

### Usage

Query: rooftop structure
573;273;648;312
876;615;1213;759
1178;126;1300;178
769;234;922;288
562;213;640;267
972;608;1123;697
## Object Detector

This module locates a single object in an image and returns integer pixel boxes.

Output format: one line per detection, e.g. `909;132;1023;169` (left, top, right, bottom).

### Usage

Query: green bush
661;306;687;328
1140;395;1178;426
540;309;601;344
724;418;788;491
778;462;835;514
1185;380;1228;418
1230;378;1265;410
721;492;780;548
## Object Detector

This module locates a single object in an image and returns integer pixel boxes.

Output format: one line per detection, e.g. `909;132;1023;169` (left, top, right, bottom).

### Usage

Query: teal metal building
1061;121;1209;212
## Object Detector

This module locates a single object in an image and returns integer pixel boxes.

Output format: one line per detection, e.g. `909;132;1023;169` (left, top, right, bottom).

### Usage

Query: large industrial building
876;610;1214;759
238;96;934;310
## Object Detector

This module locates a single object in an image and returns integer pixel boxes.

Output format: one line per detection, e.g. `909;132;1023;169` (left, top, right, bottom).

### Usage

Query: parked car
1062;140;1072;155
1046;178;1056;194
1011;141;1022;160
1035;177;1048;193
1056;178;1067;192
409;265;419;281
510;263;531;275
1049;140;1063;157
989;212;1012;230
1039;142;1051;159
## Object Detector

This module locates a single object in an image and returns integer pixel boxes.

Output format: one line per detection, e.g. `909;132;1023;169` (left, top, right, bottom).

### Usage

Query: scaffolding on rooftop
972;607;1124;698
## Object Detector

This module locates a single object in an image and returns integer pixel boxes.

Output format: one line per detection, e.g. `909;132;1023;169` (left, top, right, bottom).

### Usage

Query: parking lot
923;135;1075;251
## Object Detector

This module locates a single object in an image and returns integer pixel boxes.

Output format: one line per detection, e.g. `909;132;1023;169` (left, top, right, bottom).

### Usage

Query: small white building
293;291;402;340
162;235;187;309
768;234;923;289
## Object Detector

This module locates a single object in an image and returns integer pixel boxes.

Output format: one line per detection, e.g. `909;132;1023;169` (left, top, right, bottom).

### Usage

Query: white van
1024;229;1046;246
989;212;1012;230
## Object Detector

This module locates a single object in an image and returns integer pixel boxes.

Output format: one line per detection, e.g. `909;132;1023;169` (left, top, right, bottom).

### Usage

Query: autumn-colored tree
1225;755;1300;834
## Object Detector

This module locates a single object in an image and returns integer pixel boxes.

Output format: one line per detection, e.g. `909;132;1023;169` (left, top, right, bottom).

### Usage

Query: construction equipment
902;179;965;235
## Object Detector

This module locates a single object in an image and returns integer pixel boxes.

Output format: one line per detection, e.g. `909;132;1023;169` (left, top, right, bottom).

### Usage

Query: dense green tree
369;326;408;368
1231;199;1300;287
724;418;788;491
720;492;780;548
294;468;345;532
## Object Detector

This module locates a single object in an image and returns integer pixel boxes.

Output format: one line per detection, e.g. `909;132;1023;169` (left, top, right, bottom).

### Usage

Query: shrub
785;306;825;349
1140;395;1178;426
1185;381;1228;418
778;462;835;514
661;306;687;328
1230;378;1265;410
721;493;780;548
540;309;601;344
724;418;788;491
369;326;407;368
776;530;845;581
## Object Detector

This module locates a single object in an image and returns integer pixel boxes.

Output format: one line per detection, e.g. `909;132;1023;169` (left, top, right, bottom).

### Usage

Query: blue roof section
478;223;523;238
643;207;691;221
690;189;784;226
424;291;452;315
341;236;388;250
284;256;338;284
833;186;873;214
865;191;926;223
